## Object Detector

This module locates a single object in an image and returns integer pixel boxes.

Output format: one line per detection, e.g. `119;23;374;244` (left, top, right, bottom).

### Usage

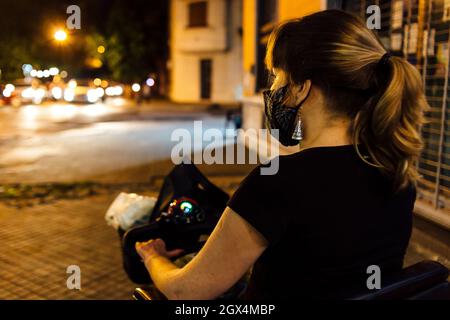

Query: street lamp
97;45;105;54
54;29;68;42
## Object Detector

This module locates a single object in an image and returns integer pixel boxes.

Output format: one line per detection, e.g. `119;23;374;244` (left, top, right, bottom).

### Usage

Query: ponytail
353;55;428;191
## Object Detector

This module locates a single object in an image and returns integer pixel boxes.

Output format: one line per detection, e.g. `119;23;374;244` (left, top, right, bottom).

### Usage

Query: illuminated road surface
0;100;235;183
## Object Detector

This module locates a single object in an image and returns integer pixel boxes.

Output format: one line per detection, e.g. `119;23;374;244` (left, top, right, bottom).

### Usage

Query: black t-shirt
227;144;415;299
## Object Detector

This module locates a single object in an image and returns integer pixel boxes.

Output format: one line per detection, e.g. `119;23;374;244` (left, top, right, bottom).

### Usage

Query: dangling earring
291;115;303;141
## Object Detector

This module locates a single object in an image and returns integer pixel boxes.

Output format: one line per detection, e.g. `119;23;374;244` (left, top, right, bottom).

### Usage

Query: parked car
2;79;47;106
63;79;104;103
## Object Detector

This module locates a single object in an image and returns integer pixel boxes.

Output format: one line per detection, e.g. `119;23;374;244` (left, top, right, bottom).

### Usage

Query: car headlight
36;88;46;98
95;87;104;98
22;88;35;99
115;86;123;96
87;89;98;103
3;89;12;98
51;87;63;99
105;87;114;96
64;89;75;102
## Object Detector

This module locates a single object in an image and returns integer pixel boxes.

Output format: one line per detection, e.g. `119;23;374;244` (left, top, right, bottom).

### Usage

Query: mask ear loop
291;85;311;141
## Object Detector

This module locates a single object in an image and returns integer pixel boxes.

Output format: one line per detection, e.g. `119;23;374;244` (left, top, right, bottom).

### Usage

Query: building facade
169;0;243;103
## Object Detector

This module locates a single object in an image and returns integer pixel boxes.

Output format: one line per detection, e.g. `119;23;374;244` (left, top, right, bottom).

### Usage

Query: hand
135;238;184;264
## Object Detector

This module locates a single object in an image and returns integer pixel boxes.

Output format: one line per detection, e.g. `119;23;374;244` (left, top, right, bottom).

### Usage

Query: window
188;1;208;28
200;59;212;99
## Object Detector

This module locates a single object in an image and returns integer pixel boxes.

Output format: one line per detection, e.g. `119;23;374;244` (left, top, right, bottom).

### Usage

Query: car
104;81;124;97
1;79;46;106
63;79;104;103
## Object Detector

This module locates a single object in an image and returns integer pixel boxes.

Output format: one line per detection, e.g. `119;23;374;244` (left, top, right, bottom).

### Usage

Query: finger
166;248;185;258
135;242;146;255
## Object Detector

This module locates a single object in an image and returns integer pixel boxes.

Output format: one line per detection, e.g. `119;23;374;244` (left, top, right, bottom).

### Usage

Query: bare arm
137;206;269;300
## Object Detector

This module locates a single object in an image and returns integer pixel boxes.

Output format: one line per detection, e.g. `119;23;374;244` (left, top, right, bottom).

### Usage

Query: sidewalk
0;175;244;300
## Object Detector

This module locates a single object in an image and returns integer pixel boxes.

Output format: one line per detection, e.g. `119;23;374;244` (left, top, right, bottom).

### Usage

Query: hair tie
378;52;391;66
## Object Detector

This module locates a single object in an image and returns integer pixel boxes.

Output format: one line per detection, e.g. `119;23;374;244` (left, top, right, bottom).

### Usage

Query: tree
0;0;169;84
104;0;169;83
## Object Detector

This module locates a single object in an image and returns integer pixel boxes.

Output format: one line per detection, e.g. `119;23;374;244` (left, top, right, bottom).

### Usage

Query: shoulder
250;149;322;178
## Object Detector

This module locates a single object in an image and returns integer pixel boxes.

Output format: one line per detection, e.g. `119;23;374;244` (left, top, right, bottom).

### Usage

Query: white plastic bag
105;192;156;231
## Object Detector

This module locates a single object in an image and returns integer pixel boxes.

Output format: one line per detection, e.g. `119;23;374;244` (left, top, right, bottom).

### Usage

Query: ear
294;80;312;104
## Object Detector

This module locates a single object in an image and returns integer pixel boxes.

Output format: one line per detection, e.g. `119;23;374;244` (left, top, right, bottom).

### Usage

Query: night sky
0;0;169;82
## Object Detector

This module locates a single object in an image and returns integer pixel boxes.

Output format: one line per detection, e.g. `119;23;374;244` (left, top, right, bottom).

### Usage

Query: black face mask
263;85;310;146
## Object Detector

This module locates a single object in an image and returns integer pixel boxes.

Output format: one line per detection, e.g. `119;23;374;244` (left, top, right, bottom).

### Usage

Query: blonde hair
265;10;429;192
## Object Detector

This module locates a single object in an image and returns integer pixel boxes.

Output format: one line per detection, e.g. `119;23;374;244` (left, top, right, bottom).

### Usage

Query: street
0;99;237;184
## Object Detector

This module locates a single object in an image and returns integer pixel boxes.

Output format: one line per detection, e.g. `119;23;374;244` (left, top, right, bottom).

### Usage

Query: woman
135;10;428;299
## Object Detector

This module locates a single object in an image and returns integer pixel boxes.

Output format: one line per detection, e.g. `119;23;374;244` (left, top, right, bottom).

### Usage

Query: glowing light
68;80;77;89
5;84;15;92
180;201;193;213
93;78;102;86
97;45;105;54
95;87;104;98
105;87;115;96
146;78;155;87
101;80;109;88
43;70;50;78
51;87;63;99
33;88;46;104
37;70;44;78
87;89;99;103
105;86;123;96
21;88;35;99
60;70;68;78
49;67;59;76
86;57;103;68
3;84;15;98
54;29;67;42
131;83;141;92
30;70;37;77
64;89;75;102
22;64;33;75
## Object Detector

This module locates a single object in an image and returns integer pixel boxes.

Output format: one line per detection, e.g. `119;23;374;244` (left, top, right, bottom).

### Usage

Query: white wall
169;0;243;103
